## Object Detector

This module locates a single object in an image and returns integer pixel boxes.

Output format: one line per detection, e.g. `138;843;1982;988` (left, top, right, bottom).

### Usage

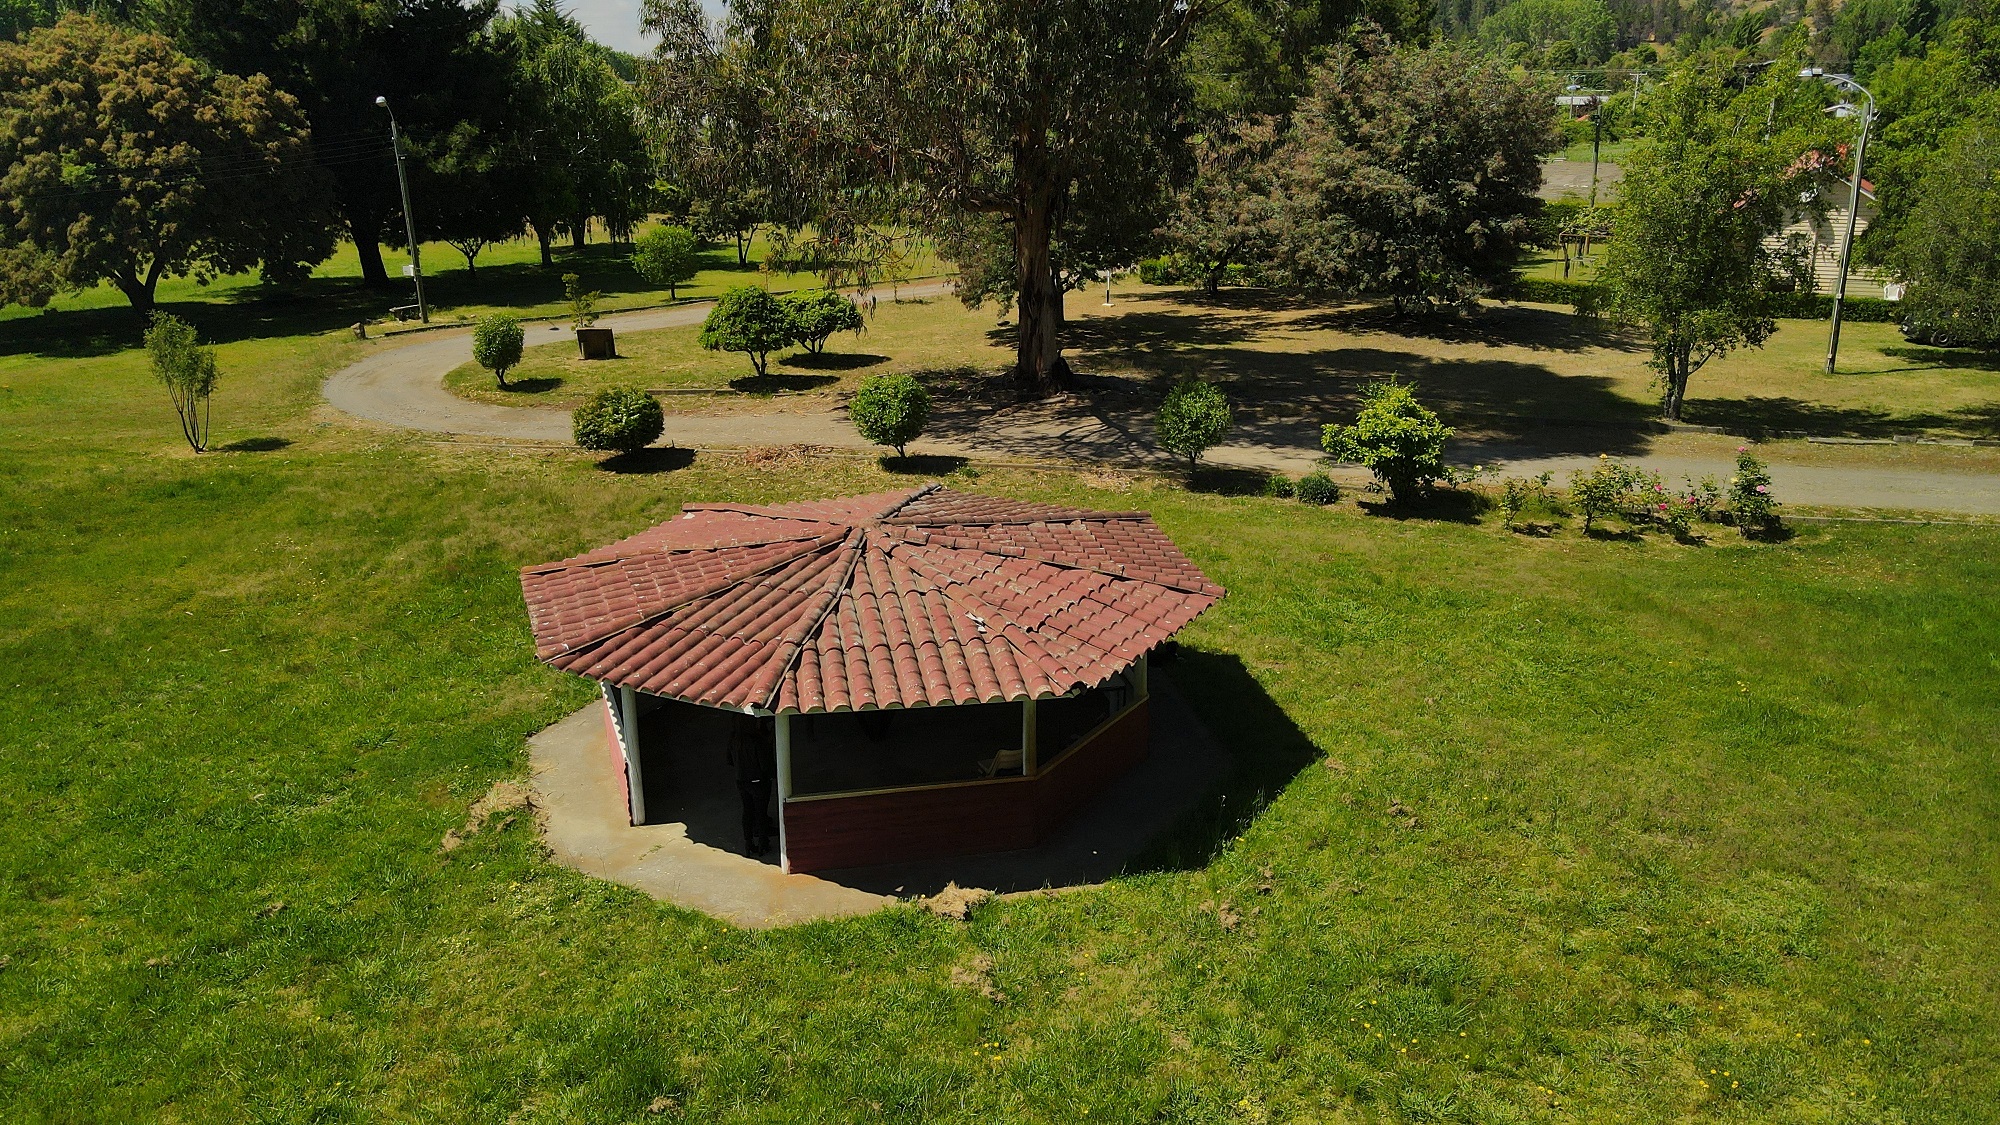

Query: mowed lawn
2;303;1999;1123
445;281;2000;446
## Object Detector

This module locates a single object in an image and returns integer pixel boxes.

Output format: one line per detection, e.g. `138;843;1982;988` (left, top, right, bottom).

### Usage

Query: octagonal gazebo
519;484;1224;874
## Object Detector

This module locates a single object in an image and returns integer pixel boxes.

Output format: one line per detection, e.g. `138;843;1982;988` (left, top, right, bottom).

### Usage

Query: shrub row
1509;277;1900;324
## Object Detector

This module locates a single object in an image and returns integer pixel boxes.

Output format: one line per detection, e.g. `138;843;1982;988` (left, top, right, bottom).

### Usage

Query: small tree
849;373;930;457
471;314;525;388
1322;382;1454;502
572;387;664;453
1595;65;1785;419
1155;380;1233;469
631;224;700;300
145;312;218;453
783;288;866;354
698;285;796;376
1887;124;2000;349
564;273;600;330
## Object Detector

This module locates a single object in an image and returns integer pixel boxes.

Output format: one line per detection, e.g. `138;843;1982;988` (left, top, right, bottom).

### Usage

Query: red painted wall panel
782;699;1152;873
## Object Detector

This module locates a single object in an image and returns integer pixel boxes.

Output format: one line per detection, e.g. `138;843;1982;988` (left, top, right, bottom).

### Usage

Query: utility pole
1798;69;1875;375
375;96;429;324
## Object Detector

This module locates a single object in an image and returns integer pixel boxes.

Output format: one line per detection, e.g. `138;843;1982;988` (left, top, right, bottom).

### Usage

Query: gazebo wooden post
775;713;793;872
1134;652;1149;702
1021;698;1039;777
619;685;646;826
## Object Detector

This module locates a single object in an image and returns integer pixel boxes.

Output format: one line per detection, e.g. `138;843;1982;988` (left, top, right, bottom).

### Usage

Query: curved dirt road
324;293;2000;516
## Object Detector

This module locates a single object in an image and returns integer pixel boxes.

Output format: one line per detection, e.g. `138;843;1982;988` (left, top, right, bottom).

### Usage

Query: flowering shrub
1728;447;1780;535
1498;472;1554;528
1568;456;1652;533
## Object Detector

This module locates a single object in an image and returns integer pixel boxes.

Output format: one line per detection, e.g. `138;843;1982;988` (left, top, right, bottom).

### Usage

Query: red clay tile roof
520;485;1224;714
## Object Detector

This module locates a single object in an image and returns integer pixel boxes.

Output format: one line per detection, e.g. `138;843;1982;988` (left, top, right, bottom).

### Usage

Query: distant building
1769;147;1887;297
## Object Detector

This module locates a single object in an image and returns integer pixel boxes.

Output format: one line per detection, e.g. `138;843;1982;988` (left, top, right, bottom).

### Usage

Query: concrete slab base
530;706;891;929
528;677;1233;927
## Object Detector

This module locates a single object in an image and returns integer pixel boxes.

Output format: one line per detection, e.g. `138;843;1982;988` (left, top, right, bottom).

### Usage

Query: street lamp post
1799;68;1875;375
375;95;428;324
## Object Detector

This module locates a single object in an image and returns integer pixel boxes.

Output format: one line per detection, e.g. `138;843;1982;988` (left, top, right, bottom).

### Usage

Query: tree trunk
114;270;156;314
350;210;390;288
737;230;751;266
1662;347;1691;421
1013;195;1071;397
571;216;587;250
533;223;555;267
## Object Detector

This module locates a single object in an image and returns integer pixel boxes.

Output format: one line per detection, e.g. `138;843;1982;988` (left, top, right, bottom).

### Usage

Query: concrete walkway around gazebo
529;675;1233;928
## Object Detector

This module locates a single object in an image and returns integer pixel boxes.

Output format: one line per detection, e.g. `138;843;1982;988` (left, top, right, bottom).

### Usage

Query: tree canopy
1596;63;1789;420
151;0;505;287
1887;121;2000;346
0;15;332;311
498;0;653;260
726;0;1211;396
1269;38;1560;313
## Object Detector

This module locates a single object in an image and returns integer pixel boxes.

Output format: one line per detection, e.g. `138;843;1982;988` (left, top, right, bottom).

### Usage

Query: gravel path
324;294;2000;516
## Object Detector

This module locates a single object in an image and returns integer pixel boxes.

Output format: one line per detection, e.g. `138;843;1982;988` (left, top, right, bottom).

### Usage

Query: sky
568;0;656;55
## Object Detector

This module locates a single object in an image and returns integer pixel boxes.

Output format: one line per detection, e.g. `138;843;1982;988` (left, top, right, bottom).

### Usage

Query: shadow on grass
1296;301;1639;354
596;446;697;474
1682;395;2000;439
1358;489;1488;525
880;453;969;475
1129;644;1325;873
1186;465;1272;496
783;352;888;371
500;377;564;395
729;372;841;395
1880;345;2000;372
216;436;293;453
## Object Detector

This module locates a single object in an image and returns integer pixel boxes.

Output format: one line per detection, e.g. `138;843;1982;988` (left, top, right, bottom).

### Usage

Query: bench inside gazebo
520;484;1224;875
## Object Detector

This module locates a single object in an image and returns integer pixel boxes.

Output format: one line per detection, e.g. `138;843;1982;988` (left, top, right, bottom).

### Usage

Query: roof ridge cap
751;527;867;710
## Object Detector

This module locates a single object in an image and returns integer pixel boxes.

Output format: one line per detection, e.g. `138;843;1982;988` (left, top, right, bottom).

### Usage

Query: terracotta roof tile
521;485;1222;714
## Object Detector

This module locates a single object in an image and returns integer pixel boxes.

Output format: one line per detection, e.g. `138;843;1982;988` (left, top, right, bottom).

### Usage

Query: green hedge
1506;278;1901;324
1508;278;1596;305
1764;293;1901;322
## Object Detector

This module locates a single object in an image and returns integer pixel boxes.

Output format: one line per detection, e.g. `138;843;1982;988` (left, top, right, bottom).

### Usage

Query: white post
775;713;793;872
619;685;645;826
1021;697;1039;776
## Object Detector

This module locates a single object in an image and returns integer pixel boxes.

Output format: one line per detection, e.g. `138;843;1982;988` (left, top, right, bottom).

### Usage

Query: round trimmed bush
1261;473;1295;498
698;286;796;376
1155;379;1233;469
849;373;930;457
631;224;700;300
782;288;865;354
1295;472;1340;505
572;387;664;453
471;314;525;388
1321;381;1453;502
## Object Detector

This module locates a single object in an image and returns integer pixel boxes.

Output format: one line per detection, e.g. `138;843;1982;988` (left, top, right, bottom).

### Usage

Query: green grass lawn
0;224;946;362
451;280;2000;446
446;292;1004;409
3;285;1999;1122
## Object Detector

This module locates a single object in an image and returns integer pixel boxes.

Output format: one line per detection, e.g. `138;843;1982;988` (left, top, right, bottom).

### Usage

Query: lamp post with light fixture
1798;67;1874;375
375;95;428;324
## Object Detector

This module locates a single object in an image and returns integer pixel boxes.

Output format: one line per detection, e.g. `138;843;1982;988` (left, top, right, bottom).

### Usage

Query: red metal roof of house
519;485;1225;715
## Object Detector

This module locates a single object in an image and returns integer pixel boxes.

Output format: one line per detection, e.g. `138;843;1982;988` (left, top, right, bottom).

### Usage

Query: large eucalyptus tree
656;0;1213;396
